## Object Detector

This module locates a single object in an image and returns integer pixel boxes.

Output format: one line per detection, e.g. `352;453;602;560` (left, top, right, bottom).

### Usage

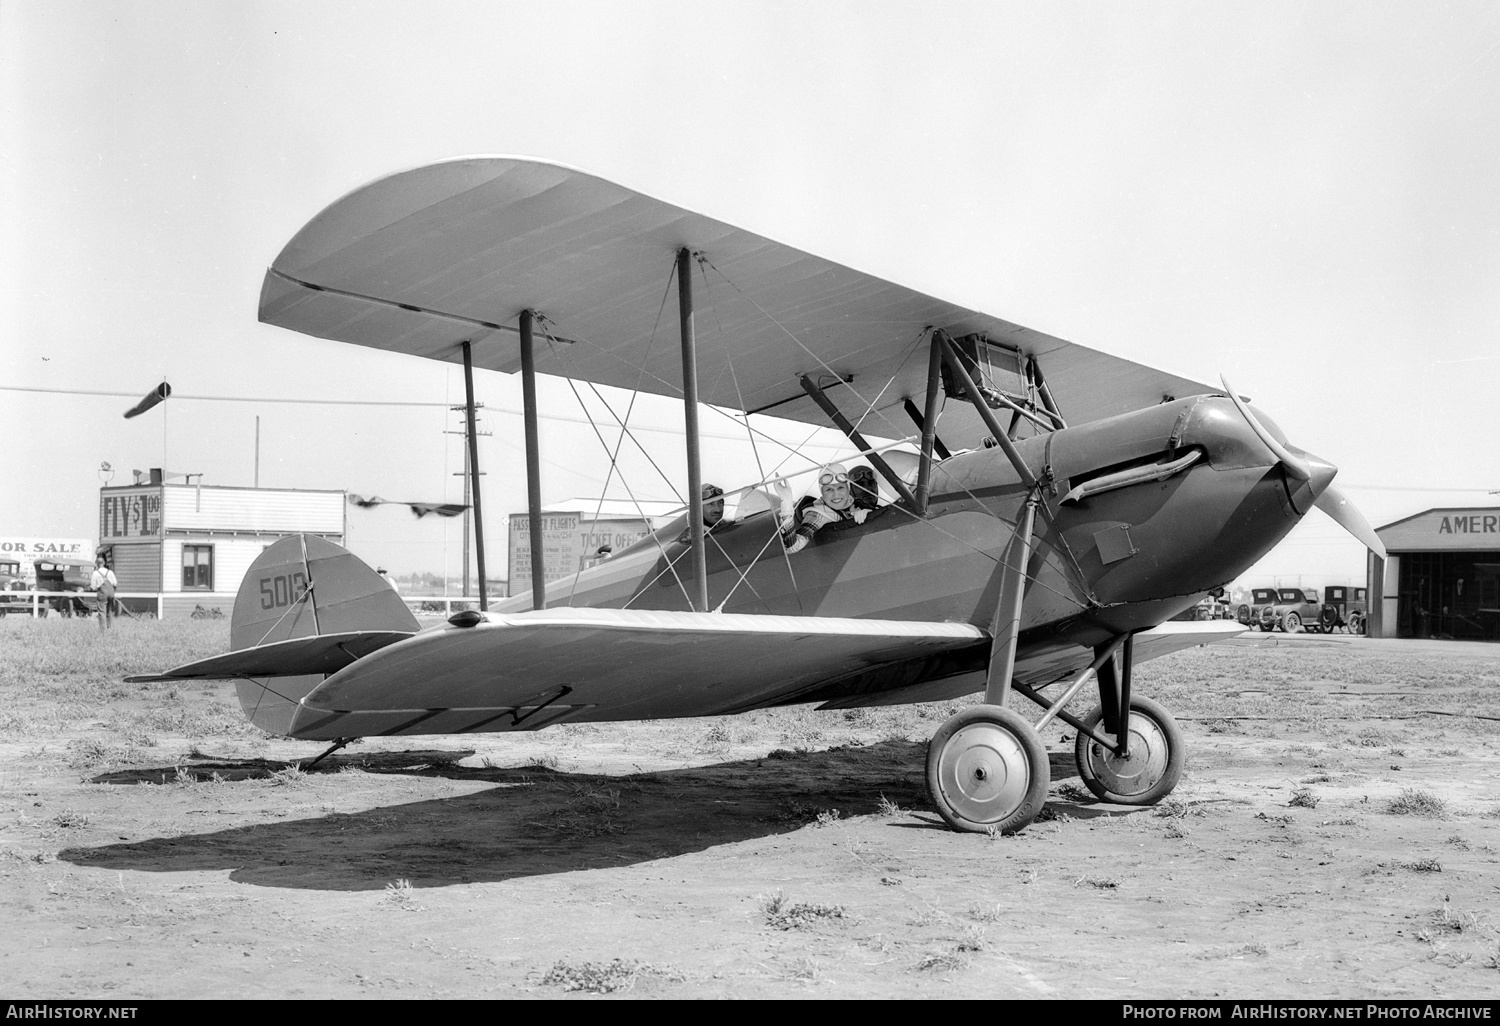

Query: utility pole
446;402;490;597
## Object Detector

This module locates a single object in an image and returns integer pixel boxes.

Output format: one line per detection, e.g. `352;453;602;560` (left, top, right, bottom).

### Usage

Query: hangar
1368;507;1500;641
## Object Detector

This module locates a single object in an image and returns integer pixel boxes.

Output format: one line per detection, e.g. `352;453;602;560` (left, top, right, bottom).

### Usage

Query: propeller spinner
1219;375;1385;559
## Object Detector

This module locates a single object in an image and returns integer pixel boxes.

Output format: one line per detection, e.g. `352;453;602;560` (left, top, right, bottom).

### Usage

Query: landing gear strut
926;630;1186;833
923;334;1184;834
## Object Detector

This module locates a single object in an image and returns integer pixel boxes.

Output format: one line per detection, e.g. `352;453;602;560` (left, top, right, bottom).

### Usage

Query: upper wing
259;156;1212;447
278;607;988;740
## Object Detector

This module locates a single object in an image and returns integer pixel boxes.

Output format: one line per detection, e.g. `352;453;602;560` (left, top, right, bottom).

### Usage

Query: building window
182;545;213;590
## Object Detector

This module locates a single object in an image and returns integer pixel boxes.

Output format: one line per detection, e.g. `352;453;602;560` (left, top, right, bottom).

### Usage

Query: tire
1283;611;1302;633
1073;695;1185;806
1320;606;1339;632
926;704;1050;834
1347;612;1365;636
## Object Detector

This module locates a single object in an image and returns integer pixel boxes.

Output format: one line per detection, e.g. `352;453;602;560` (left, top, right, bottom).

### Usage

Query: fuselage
497;394;1335;658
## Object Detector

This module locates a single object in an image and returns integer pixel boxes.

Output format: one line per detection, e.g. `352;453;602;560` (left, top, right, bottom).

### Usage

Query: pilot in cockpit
677;482;726;544
849;465;880;513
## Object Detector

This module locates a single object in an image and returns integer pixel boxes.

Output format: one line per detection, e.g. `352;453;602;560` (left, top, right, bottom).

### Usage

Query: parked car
34;557;94;617
1258;588;1324;633
1237;588;1279;629
1173;586;1233;621
1318;585;1368;635
0;569;28;616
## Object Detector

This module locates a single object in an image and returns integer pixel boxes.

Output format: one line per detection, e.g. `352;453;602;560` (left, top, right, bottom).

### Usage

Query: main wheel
1073;695;1184;806
926;705;1049;834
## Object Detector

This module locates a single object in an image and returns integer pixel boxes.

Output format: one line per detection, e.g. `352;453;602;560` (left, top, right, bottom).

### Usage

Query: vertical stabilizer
229;535;419;735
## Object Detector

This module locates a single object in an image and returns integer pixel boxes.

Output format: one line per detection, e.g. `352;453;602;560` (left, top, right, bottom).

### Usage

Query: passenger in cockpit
780;463;870;554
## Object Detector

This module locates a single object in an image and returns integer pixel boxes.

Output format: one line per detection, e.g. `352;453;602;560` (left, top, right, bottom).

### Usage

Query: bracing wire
551;258;679;607
541;329;696;610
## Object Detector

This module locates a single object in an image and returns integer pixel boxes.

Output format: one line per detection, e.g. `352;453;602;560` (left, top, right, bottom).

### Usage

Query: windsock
123;382;171;419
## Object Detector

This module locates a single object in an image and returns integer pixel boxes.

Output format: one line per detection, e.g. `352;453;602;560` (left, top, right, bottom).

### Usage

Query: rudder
231;535;419;735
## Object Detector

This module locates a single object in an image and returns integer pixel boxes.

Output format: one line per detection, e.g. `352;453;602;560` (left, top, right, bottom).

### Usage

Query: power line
0;383;853;445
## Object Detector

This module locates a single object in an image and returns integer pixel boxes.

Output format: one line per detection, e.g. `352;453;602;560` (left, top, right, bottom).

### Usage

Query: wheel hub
1086;716;1169;796
937;722;1031;824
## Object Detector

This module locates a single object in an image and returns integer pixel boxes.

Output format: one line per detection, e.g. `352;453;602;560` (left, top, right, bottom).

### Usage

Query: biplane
131;157;1385;834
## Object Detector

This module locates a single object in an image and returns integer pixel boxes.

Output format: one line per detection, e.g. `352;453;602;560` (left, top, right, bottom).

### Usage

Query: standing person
377;568;400;594
90;556;118;630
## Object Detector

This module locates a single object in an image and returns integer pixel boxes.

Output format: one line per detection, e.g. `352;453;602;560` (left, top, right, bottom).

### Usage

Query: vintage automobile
0;561;29;616
1318;585;1368;635
1172;586;1232;621
1238;587;1323;632
1258;587;1323;633
1237;588;1278;629
34;557;95;617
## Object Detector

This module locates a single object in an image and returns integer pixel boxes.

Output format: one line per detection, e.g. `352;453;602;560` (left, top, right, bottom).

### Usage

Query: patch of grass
966;902;1003;923
914;952;967;972
1289;787;1319;809
956;924;987;952
1156;798;1191;819
1074;875;1119;890
1446;835;1470;850
1054;781;1092;802
765;957;821;982
876;793;903;817
383;878;425;911
1387;788;1447;818
541;959;647;993
267;764;308;787
526;785;625;838
762;798;817;825
757;888;846;930
1195;942;1269;960
52;809;88;828
1431;903;1484;934
1356;727;1399;747
1397;857;1443;873
814;809;842;827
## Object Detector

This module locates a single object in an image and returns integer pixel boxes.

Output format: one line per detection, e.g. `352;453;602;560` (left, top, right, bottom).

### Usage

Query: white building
99;476;344;618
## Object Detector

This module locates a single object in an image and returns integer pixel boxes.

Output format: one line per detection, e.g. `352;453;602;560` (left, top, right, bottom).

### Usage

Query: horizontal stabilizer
124;630;414;683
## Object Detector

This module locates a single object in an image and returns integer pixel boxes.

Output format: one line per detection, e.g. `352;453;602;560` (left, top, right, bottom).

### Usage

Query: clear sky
3;1;1497;588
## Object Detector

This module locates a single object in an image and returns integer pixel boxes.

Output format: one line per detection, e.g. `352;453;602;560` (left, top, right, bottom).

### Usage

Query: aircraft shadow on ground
58;741;1099;891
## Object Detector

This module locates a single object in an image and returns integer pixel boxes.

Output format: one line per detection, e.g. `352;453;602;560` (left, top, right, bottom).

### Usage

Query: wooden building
99;475;344;618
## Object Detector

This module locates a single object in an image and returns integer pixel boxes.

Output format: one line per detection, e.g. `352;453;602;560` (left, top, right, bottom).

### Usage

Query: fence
0;590;481;620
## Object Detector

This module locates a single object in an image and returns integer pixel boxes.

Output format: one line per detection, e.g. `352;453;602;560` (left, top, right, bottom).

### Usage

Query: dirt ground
2;620;1499;999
